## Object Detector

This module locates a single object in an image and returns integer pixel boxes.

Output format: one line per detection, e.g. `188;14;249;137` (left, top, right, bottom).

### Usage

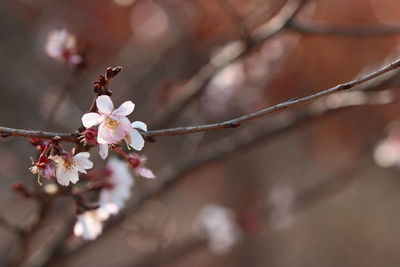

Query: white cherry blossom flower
81;95;146;151
193;204;241;254
50;152;93;186
45;29;81;64
73;210;105;241
98;157;134;219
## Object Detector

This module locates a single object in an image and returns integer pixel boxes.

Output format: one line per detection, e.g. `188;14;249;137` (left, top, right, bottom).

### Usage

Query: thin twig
143;57;400;138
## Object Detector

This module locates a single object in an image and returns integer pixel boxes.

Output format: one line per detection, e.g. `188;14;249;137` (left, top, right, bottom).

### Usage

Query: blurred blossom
130;1;169;42
45;29;81;65
202;63;244;115
74;210;105;241
193;204;241;254
98;157;135;219
127;153;156;179
269;184;295;230
374;123;400;168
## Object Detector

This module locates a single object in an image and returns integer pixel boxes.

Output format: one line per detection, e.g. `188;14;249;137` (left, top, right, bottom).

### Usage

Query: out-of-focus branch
217;0;252;44
288;20;400;37
129;164;362;267
150;0;308;128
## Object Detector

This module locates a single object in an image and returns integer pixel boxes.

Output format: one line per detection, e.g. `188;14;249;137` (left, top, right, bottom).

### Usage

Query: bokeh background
1;0;400;266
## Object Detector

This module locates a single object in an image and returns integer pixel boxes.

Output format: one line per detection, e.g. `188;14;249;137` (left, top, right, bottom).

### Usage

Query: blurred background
1;0;400;266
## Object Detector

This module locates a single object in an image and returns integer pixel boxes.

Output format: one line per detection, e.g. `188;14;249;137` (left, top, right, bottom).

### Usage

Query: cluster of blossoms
28;31;156;242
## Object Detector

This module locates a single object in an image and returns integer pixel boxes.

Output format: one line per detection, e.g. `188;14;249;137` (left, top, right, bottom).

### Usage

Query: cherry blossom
81;95;147;152
73;210;105;241
128;153;155;179
50;152;93;186
29;157;56;180
45;29;81;65
97;157;134;219
193;204;241;254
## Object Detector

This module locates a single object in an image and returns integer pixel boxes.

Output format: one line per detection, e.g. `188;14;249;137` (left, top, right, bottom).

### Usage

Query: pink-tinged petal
136;167;155;179
128;129;144;151
96;95;114;115
99;144;109;160
82;113;102;128
97;123;117;144
131;121;148;132
112;101;135;117
74;152;90;159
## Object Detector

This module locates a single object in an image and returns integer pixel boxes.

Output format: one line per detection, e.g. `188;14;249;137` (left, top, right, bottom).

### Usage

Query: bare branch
0;126;77;142
143;57;400;138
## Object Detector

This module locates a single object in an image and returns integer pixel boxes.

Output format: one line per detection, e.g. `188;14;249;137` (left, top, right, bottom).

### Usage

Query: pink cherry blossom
128;153;155;179
50;152;93;186
81;95;147;154
45;29;81;65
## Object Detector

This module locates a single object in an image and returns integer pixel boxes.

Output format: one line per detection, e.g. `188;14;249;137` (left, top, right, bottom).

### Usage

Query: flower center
63;157;76;171
105;117;120;130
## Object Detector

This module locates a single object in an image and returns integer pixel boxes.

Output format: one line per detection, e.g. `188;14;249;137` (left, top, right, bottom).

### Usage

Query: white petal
56;169;70;186
74;152;90;159
96;95;114;115
99;144;109;160
128;129;145;151
136;167;156;179
131;121;148;132
112;101;135;117
69;172;80;184
82;113;102;128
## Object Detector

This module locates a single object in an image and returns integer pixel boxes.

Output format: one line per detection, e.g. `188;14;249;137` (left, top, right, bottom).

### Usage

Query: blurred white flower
269;185;295;230
82;95;146;152
193;204;241;254
98;157;134;219
50;152;93;186
374;139;400;168
73;210;105;241
45;29;81;64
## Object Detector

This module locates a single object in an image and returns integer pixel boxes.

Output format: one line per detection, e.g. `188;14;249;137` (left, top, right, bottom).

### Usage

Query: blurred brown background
1;0;400;266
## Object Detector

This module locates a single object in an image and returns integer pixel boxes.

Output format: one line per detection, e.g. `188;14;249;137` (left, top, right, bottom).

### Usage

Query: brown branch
143;57;400;138
150;0;308;129
288;20;400;37
0;126;78;142
1;57;400;144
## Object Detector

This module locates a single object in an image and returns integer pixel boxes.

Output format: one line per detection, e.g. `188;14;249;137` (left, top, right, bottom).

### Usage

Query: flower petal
99;144;109;160
131;121;148;132
56;168;70;186
112;101;135;117
128;129;145;151
136;167;156;179
96;95;114;115
82;113;102;128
